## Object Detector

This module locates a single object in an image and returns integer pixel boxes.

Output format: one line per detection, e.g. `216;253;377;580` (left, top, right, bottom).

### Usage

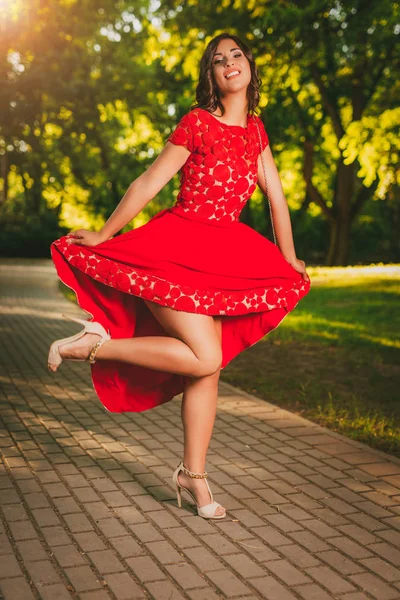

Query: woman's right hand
66;230;109;247
286;257;310;283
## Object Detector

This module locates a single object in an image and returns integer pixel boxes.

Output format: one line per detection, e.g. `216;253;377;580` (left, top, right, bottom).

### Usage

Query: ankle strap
180;462;208;479
89;338;107;364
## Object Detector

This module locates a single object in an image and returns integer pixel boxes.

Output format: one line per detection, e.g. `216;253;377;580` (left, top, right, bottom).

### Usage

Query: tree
156;0;399;265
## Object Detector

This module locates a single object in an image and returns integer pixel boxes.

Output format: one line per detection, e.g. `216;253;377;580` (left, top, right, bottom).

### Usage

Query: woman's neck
212;94;249;127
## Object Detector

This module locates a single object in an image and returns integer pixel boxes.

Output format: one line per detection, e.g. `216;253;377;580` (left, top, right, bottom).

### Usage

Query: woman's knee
143;300;222;376
194;349;222;377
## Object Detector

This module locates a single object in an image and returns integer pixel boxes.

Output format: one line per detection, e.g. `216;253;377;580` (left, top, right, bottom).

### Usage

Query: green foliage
0;0;398;263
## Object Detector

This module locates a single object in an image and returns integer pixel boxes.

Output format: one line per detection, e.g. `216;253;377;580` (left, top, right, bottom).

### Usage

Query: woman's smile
225;69;241;79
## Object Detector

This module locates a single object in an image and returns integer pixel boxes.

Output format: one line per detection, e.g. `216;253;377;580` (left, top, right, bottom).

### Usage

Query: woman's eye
214;53;243;65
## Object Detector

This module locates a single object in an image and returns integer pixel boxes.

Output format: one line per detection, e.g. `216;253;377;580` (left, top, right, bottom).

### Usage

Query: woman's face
211;38;251;97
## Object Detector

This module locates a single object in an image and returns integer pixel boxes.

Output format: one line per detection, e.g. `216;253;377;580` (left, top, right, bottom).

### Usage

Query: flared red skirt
50;207;311;412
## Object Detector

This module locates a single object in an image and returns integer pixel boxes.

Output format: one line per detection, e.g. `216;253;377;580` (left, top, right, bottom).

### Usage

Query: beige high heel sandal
172;461;226;519
48;314;111;372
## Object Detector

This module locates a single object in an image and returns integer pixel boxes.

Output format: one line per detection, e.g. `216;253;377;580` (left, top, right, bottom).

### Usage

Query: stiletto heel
176;486;182;508
172;461;226;519
48;314;111;372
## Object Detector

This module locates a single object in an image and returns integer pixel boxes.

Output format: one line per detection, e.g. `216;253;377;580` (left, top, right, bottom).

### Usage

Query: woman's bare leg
58;301;222;378
178;317;225;516
57;303;225;514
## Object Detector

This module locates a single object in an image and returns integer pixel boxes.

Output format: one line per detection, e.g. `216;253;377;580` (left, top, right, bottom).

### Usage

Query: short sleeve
166;112;194;153
255;116;269;151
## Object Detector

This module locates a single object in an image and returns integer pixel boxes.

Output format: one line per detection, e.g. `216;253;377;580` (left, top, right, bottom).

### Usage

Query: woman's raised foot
58;333;102;363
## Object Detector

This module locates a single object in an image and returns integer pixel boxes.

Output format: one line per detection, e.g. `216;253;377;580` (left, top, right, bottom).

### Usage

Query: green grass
222;264;400;457
60;264;400;456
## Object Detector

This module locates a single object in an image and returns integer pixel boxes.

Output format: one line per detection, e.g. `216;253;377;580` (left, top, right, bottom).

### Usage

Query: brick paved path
1;258;400;600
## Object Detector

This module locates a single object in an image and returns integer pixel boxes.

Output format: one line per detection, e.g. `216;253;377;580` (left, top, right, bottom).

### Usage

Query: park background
0;0;399;454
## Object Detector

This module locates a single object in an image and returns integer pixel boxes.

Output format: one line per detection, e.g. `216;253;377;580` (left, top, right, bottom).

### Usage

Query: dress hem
51;236;309;317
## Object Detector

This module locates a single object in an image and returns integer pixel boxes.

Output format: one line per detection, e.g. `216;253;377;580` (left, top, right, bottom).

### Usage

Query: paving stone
84;501;113;520
0;532;13;555
146;510;181;529
215;519;255;541
277;543;320;568
288;530;331;552
166;562;208;589
104;572;146;599
95;518;128;538
1;504;28;523
3;260;400;600
145;540;183;565
264;558;311;585
183;545;225;572
222;552;266;578
25;560;63;586
73;531;107;552
52;544;87;567
359;557;400;582
318;550;365;575
367;541;400;565
199;532;239;555
337;594;370;600
63;512;94;532
145;579;185;599
88;550;125;574
0;554;23;578
329;536;374;559
65;565;103;592
206;568;252;596
349;572;400;599
39;583;72;599
307;565;357;594
187;589;222;600
0;577;36;600
126;555;166;582
131;522;164;543
73;487;102;503
109;535;145;558
295;583;335;600
163;526;202;549
249;575;298;599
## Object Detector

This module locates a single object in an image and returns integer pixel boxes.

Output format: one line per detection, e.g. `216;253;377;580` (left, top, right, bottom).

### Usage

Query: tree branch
309;62;344;140
350;178;379;221
303;140;334;223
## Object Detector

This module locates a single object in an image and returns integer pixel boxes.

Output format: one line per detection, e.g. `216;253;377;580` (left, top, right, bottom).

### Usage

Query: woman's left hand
286;257;310;282
66;230;107;247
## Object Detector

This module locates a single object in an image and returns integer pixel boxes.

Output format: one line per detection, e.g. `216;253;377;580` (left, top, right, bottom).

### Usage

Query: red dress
51;107;311;413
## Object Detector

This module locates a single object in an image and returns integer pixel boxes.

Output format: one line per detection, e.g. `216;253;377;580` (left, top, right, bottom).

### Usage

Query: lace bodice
167;107;269;225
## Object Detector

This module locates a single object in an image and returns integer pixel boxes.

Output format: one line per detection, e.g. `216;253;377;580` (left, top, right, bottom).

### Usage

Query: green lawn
60;264;400;457
222;264;400;457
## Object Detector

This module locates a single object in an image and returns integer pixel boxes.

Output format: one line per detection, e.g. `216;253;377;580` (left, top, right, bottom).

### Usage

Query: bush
0;213;68;258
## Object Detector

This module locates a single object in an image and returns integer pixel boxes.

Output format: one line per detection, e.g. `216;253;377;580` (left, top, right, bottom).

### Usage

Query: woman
49;32;311;520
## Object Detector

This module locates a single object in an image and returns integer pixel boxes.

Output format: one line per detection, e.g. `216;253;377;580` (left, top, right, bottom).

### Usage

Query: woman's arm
257;147;309;282
68;141;190;246
257;146;297;264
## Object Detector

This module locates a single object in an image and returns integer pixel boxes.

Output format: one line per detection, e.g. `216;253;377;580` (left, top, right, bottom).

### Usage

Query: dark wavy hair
191;33;262;116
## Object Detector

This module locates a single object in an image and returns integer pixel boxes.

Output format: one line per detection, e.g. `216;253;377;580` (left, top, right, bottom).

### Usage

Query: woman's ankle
182;459;207;474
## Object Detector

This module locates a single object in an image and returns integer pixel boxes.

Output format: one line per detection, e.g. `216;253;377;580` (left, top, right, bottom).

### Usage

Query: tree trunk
0;152;8;205
326;160;356;266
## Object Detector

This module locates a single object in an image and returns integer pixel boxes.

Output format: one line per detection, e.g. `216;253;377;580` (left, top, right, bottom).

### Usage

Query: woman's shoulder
251;112;264;124
184;107;209;123
173;107;204;129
